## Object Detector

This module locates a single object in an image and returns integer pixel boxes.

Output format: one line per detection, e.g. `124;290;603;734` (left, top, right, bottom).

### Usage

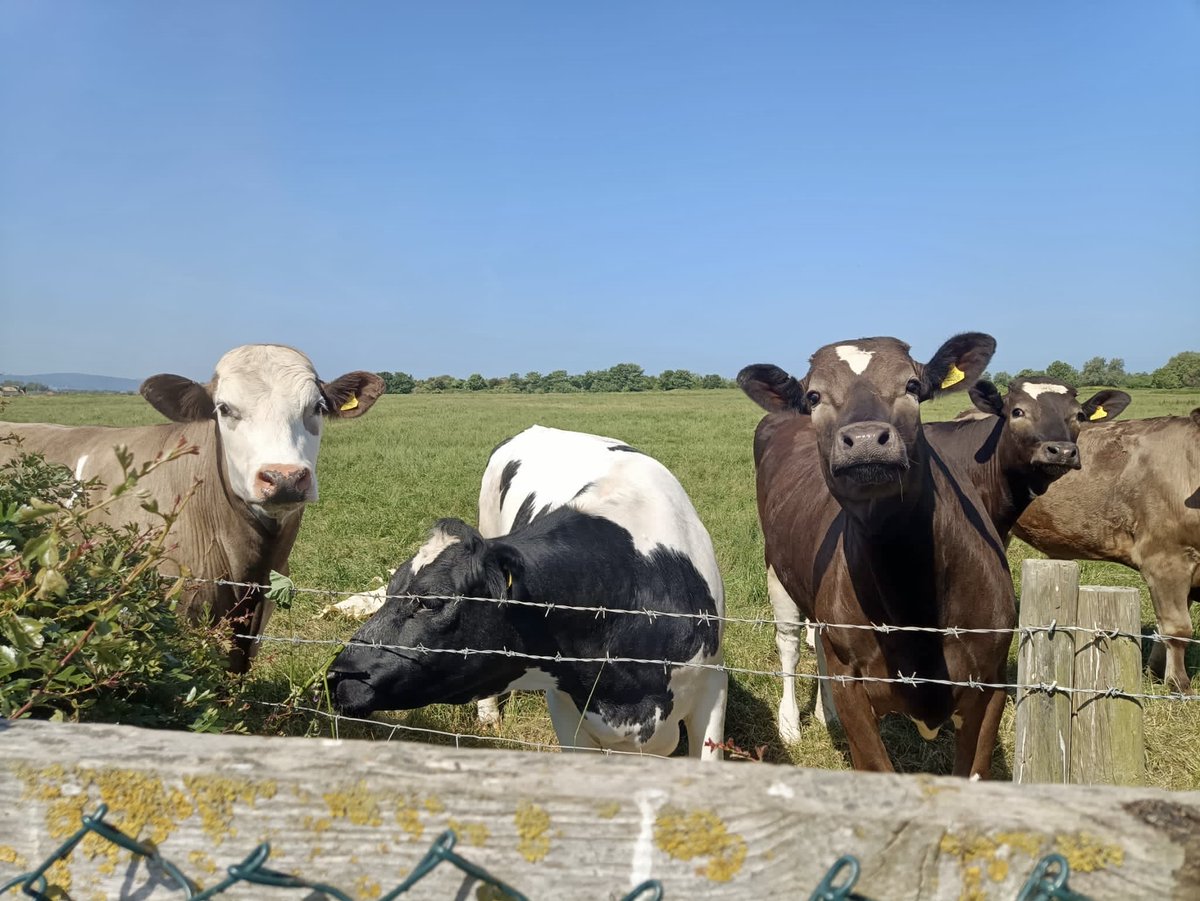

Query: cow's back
479;424;723;613
1016;412;1200;566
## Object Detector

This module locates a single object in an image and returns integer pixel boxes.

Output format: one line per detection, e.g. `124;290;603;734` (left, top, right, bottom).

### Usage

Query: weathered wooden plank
1;721;1197;900
1072;586;1146;787
1015;559;1079;785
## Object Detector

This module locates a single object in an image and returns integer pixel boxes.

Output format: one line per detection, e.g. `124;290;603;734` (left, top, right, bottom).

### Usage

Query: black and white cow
327;425;728;759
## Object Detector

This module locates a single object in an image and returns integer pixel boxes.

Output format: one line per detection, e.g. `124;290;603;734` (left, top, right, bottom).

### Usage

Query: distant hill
0;372;142;393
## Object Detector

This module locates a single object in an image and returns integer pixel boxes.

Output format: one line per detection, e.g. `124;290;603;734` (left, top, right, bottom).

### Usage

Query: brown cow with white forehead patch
790;376;1132;735
0;344;384;671
741;333;1014;776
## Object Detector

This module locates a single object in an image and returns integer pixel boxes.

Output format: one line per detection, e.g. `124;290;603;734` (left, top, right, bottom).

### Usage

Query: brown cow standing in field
795;377;1132;730
1015;408;1200;694
740;333;1013;776
0;344;384;672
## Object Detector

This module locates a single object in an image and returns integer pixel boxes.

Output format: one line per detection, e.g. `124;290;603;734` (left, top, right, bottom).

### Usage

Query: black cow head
739;333;995;502
968;378;1130;491
327;519;527;716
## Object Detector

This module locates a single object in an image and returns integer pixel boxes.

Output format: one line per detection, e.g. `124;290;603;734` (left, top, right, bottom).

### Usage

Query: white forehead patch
410;529;462;574
1022;383;1069;399
835;345;875;375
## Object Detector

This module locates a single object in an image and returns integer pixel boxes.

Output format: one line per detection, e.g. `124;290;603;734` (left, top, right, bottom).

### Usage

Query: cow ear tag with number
339;394;360;412
1089;405;1107;421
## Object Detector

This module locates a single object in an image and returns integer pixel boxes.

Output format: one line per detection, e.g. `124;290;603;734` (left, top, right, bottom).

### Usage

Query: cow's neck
835;436;940;627
188;421;304;581
940;416;1022;538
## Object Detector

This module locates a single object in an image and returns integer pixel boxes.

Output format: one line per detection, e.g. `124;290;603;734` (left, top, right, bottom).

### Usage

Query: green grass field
4;387;1199;786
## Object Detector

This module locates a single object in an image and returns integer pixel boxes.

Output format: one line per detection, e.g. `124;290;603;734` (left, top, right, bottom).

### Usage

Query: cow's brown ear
1080;389;1131;422
140;375;215;422
737;364;809;413
920;332;996;400
969;380;1005;416
322;371;385;418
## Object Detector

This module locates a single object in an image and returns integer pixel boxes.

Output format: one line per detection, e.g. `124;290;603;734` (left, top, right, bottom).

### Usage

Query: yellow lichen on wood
596;801;621;820
653;806;747;883
0;845;28;868
395;795;424;841
355;874;382;900
323;781;383;827
423;795;445;815
183;774;277;845
514;801;551;863
448;818;491;847
187;850;218;875
46;858;72;895
1054;833;1124;872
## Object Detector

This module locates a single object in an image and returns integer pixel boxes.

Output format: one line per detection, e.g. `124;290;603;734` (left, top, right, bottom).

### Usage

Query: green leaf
266;570;296;610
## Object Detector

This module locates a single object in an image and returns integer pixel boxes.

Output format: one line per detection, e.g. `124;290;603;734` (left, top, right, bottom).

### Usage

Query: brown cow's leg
953;684;1007;779
1139;555;1196;694
828;678;894;771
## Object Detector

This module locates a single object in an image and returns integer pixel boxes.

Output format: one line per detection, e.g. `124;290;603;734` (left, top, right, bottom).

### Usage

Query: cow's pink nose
256;465;313;503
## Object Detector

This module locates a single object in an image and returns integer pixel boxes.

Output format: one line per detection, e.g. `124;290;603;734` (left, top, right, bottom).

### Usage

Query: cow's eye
215;402;232;418
1076;412;1087;422
805;390;821;408
1011;408;1024;419
905;378;922;396
314;398;329;416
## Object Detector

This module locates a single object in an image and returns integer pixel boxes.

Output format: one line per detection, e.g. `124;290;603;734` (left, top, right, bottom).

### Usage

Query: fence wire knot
809;855;870;900
1017;853;1092;901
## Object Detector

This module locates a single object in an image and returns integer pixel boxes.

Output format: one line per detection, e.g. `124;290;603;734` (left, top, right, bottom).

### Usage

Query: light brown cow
0;344;383;671
1015;408;1200;693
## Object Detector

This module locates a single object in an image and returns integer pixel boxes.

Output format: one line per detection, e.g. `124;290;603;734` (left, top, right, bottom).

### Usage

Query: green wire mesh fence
0;804;1092;901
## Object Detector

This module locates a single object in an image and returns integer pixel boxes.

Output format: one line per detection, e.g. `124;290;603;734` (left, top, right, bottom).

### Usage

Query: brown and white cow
1015;408;1200;693
0;344;383;671
796;376;1133;732
740;333;1013;776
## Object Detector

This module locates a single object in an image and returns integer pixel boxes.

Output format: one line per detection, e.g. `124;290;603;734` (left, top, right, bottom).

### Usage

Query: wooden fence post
1014;559;1078;785
1071;585;1145;786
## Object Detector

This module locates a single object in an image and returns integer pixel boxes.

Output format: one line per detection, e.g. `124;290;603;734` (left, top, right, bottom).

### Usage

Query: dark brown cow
740;333;1013;776
0;344;383;671
796;377;1133;732
1015;408;1200;693
930;378;1131;538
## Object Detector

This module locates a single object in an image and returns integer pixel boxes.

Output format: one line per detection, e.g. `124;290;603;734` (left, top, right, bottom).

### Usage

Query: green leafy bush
0;441;241;731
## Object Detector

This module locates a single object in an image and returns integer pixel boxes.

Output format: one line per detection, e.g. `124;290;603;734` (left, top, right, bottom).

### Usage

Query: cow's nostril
877;429;890;446
841;433;854;448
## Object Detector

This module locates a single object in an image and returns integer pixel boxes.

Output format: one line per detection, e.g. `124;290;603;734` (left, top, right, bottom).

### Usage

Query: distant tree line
376;364;736;395
986;351;1200;391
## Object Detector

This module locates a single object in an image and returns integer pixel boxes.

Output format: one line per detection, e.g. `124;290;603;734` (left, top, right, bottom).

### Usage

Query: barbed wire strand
189;576;1200;648
240;632;1197;703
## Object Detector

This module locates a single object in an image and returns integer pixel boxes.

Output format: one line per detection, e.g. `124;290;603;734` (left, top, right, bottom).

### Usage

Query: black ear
322;371;385;418
140;374;215;422
1080;390;1131;422
483;543;526;598
737;364;809;413
920;332;996;400
968;380;1005;416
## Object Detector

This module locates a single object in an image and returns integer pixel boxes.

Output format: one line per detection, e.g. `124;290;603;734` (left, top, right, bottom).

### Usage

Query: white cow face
141;345;384;519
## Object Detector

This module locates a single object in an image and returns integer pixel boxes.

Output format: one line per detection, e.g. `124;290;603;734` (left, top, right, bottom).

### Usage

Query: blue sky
1;2;1197;381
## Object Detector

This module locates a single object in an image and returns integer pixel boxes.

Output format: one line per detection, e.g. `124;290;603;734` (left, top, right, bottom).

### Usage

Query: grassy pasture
3;387;1199;787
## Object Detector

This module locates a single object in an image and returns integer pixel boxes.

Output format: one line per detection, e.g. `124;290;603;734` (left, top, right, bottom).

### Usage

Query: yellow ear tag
339;394;360;412
1089;405;1107;421
940;363;966;390
506;572;513;589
